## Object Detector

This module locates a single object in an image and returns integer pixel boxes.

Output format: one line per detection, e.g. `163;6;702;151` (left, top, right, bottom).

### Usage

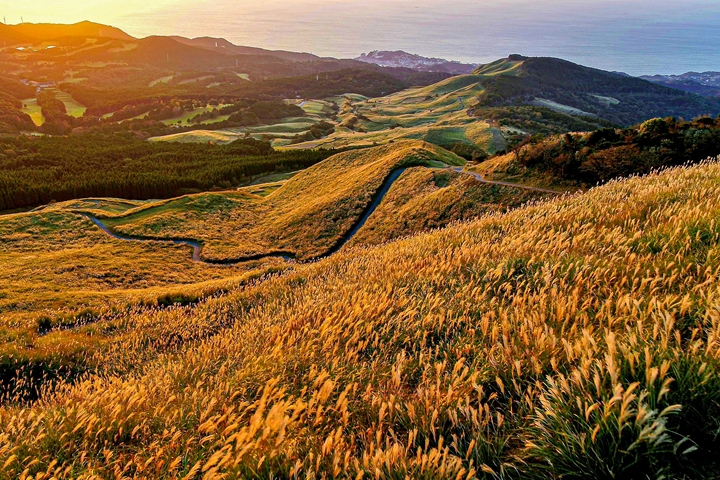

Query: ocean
96;0;720;76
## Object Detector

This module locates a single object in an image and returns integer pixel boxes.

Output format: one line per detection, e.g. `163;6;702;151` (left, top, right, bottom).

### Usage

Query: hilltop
473;56;720;125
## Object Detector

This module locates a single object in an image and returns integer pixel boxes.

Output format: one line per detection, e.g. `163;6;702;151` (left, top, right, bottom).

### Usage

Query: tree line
0;135;336;211
513;116;720;184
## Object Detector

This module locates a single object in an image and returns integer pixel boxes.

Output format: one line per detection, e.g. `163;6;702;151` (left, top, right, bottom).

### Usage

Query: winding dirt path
449;167;566;194
81;167;413;265
82;164;562;265
82;214;294;265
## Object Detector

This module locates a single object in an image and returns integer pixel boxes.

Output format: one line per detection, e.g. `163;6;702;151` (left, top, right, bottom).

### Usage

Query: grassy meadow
1;141;500;395
469;152;585;193
0;154;718;477
20;98;45;126
102;141;464;261
0;200;289;386
347;167;552;248
21;89;86;126
285;76;502;152
149;78;504;153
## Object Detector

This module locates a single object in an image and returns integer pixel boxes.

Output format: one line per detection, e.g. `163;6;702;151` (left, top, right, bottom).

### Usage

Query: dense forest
0;135;336;211
512;116;720;184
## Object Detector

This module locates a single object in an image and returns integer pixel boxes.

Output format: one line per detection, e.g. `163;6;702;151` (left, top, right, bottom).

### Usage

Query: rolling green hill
276;71;610;153
474;56;720;125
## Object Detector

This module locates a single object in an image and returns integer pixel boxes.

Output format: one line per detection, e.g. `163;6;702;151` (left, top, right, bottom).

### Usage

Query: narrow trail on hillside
80;164;562;265
81;214;295;264
450;167;566;194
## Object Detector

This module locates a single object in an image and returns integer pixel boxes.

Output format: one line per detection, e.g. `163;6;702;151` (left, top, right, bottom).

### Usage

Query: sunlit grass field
52;90;86;117
469;152;584;192
0;155;718;477
20;98;44;126
150;77;502;152
285;76;502;152
148;129;242;144
103;141;464;261
21;89;86;126
1;142;495;391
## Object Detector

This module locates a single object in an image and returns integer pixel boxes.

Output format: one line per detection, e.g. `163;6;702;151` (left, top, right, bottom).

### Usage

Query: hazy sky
3;0;720;75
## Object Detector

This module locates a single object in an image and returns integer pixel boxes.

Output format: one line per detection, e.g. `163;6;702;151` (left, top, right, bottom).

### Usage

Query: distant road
449;167;566;194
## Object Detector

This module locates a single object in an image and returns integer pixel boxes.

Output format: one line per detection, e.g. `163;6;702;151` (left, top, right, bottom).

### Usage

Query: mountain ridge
472;56;720;124
641;71;720;98
0;21;133;43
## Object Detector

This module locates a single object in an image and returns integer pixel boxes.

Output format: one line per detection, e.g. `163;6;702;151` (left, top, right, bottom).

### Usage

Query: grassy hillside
103;141;464;261
0;202;280;332
0;156;718;477
474;56;720;125
347;166;552;247
1;141;555;402
285;75;500;153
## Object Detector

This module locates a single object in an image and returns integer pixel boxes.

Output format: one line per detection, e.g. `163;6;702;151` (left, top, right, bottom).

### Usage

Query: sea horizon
7;0;716;76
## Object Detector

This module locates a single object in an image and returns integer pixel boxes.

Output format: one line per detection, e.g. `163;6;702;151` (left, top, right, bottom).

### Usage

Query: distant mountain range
169;36;321;63
0;21;323;66
641;72;720;98
0;21;451;108
2;21;718;127
356;51;477;75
